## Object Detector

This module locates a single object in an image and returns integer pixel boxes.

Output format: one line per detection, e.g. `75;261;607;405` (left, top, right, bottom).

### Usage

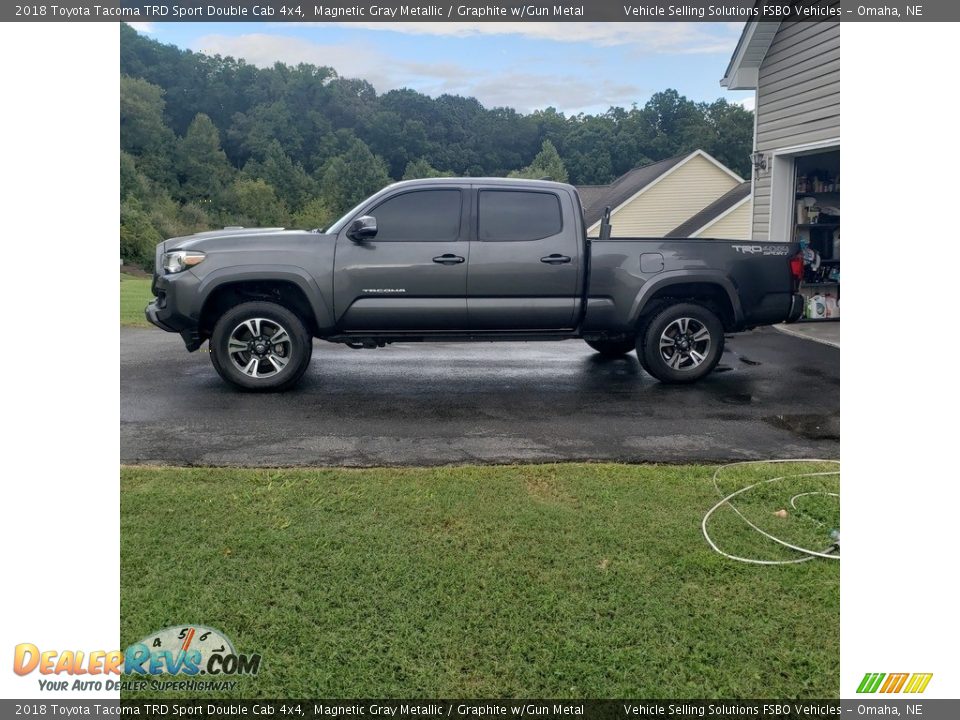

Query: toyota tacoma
146;178;804;390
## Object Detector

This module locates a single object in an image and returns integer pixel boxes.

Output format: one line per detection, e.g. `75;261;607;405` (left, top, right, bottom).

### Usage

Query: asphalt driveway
121;327;839;466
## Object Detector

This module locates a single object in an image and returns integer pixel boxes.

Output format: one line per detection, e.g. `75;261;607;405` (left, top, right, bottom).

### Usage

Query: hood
162;226;290;253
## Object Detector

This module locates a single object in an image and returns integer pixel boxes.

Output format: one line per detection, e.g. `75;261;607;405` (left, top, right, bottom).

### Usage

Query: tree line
119;22;753;268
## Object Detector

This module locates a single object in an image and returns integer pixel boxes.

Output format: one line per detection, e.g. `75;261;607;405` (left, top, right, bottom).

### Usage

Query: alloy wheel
227;318;292;379
658;317;712;370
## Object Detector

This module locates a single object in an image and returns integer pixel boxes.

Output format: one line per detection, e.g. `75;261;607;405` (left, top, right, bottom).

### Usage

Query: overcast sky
129;22;753;116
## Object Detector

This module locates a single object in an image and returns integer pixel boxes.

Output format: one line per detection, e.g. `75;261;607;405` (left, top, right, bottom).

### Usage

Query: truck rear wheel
638;303;724;384
210;301;313;391
585;338;636;357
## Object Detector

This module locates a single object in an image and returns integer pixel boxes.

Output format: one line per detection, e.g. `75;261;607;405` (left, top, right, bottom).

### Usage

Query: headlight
162;251;205;274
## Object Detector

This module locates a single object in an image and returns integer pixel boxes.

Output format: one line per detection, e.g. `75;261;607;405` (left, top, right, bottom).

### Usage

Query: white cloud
469;73;645;114
127;22;155;33
194;34;402;91
192;33;648;113
734;94;756;112
315;21;740;54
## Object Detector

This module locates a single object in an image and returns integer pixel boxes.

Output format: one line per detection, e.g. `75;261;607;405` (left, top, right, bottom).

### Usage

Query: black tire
210;301;313;392
585;338;636;357
638;302;724;384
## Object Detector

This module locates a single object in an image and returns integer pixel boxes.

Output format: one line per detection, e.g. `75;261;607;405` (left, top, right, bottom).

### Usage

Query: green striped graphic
857;673;886;693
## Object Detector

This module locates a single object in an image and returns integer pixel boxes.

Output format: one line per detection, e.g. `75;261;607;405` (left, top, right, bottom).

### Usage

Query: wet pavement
121;327;840;466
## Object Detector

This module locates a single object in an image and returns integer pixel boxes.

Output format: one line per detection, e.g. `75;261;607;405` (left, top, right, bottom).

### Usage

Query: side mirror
348;215;378;241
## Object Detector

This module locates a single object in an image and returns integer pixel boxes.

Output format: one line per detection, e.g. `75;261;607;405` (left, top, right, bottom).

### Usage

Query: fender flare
627;270;744;328
196;265;335;331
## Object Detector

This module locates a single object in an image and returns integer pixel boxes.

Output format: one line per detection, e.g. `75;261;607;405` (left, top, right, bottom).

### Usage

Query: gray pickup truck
146;177;804;390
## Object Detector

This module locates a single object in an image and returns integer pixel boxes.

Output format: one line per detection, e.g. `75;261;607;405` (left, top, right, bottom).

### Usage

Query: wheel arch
197;267;334;337
629;272;743;331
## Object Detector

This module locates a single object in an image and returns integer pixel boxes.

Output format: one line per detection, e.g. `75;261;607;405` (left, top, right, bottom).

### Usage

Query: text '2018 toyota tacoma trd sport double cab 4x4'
146;178;805;391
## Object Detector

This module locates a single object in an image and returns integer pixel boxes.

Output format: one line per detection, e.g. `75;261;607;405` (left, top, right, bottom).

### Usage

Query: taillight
789;253;804;289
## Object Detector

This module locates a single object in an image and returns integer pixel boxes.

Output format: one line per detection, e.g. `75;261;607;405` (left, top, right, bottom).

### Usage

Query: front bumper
785;293;805;323
144;271;205;351
145;299;176;332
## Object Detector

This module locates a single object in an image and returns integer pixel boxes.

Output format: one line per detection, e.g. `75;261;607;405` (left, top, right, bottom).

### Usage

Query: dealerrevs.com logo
13;625;261;692
857;672;933;694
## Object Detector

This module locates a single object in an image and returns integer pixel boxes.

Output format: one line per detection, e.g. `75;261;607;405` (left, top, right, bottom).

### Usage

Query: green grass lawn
120;462;839;699
121;272;153;327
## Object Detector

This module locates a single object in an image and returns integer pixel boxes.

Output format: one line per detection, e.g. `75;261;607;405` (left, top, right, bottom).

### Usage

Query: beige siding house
698;200;752;238
722;19;840;242
578;150;750;238
668;181;752;239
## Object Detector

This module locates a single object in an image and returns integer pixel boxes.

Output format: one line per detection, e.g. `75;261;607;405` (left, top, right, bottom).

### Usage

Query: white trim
589;150;744;234
696;148;746;184
689;194;751;238
750;87;758;239
721;21;781;90
769;137;841;159
722;21;759;89
768;154;797;244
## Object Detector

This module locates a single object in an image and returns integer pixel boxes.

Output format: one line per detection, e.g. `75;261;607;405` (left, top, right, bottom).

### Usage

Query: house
722;18;840;320
577;149;751;238
667;181;752;239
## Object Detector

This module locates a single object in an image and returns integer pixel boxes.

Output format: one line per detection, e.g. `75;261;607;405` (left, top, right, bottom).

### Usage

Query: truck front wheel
210;301;313;391
639;303;724;384
585;338;636;357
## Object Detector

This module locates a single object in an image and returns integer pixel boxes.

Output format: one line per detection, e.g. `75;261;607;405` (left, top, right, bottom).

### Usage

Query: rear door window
478;190;563;242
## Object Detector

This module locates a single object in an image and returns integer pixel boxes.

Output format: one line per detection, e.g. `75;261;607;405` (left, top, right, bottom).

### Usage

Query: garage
721;19;840;326
794;148;840;321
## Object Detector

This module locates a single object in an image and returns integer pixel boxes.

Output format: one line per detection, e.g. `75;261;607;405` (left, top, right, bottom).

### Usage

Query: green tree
120;151;148;200
175;113;232;201
120;76;176;185
146;192;211;241
701;99;754;178
119;25;756;244
120;197;163;268
120;75;173;154
221;178;289;226
319;139;391;214
564;119;616;184
228;100;304;165
401;158;450;180
508;139;568;183
243;140;318;212
292;197;335;230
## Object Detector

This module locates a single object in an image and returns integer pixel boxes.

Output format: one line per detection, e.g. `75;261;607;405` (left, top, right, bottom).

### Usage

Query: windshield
323;197;371;235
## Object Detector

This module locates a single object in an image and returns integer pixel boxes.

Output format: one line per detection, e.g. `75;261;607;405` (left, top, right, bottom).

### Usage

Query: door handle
432;254;465;265
540;254;572;264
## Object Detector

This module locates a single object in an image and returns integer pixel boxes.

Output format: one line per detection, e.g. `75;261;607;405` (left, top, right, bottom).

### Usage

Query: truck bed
583;236;801;332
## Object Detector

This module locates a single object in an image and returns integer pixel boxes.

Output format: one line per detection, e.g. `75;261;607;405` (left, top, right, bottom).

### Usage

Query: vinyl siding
692;200;752;240
752;20;839;240
608;155;740;237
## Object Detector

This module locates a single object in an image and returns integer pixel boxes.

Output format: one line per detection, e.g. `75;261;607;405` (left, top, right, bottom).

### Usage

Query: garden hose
701;459;840;566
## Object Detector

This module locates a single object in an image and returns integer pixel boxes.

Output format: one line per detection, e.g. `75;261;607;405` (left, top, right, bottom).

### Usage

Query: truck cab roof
384;177;576;191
